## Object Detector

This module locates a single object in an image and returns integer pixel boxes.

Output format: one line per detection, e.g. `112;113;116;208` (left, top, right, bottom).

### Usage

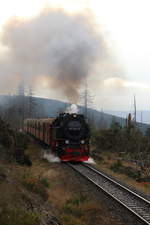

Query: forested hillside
0;95;149;133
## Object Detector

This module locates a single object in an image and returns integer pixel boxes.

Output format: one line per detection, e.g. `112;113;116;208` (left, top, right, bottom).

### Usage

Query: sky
0;0;150;112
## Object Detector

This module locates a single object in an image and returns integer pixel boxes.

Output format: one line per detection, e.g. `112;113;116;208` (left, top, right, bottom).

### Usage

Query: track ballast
68;163;150;225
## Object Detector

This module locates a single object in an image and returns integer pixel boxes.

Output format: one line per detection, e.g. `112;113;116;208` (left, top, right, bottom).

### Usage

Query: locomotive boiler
24;113;90;162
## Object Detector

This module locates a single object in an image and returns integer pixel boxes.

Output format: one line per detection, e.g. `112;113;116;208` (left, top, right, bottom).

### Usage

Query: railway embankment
90;123;150;209
0;138;132;225
0;141;62;225
93;152;150;199
68;163;150;225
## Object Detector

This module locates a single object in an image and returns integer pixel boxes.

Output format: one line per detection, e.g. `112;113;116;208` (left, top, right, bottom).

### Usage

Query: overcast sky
0;0;150;111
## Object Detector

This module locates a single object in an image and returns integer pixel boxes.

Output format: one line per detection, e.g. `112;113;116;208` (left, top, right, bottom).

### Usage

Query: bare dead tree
80;79;93;119
27;86;37;118
133;95;137;127
17;82;25;129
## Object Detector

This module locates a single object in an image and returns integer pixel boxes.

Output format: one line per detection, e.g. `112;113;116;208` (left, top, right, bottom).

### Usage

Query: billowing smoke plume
0;8;108;102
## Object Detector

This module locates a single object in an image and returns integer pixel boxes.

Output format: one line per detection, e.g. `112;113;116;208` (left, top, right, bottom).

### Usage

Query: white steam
65;104;79;114
43;151;60;163
84;157;96;164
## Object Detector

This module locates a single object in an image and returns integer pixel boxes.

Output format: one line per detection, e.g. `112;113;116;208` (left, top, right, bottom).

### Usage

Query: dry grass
0;141;50;225
43;166;123;225
0;140;125;225
95;152;150;196
21;176;49;200
0;167;40;225
58;193;123;225
27;143;125;225
0;206;39;225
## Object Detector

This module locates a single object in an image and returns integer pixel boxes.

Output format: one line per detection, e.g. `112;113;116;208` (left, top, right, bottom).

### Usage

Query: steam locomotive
24;113;90;162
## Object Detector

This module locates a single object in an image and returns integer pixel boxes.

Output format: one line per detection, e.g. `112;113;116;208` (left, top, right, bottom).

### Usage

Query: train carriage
24;113;90;162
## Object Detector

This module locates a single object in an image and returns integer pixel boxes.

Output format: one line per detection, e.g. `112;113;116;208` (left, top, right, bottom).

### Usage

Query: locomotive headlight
65;140;69;144
81;140;85;144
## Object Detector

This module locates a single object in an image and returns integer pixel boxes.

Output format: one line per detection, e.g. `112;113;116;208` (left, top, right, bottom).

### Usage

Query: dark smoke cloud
1;8;109;102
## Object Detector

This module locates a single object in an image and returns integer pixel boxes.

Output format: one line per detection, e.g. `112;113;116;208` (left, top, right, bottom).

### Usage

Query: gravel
67;163;150;225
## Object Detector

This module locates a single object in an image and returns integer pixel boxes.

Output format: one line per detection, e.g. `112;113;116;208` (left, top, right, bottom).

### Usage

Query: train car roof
24;117;56;124
38;118;56;124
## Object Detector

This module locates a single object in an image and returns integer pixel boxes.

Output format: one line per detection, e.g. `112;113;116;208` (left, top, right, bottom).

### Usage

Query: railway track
68;162;150;225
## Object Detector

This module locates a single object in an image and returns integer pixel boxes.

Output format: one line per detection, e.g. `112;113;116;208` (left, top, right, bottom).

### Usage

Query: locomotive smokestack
0;8;109;102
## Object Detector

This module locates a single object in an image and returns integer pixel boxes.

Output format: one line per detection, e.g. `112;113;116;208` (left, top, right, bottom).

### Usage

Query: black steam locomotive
24;113;90;161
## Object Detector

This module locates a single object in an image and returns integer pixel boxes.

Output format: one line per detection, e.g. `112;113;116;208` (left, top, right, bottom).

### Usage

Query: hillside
106;110;150;125
33;97;150;133
0;95;150;133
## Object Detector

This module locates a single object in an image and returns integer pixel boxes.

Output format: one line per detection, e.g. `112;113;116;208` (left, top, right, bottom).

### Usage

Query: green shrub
60;213;85;225
91;151;104;162
110;160;123;172
67;194;88;206
15;132;29;150
62;204;83;217
110;161;141;179
40;178;50;188
0;207;40;225
124;167;141;179
62;194;88;219
0;117;31;165
22;177;48;200
16;153;32;166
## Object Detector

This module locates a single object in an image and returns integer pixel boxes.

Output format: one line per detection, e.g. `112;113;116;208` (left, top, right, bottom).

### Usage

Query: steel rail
67;162;150;225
